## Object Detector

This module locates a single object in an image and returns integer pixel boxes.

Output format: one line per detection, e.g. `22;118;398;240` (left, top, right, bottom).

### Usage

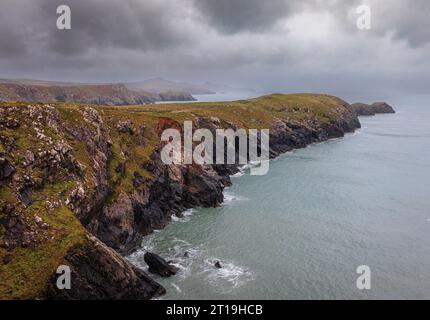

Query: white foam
171;283;182;293
183;209;194;218
200;258;254;291
231;171;245;178
170;209;195;224
223;192;247;204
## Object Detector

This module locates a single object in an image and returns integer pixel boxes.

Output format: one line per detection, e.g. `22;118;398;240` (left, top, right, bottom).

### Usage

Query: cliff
0;93;361;299
351;102;395;116
0;83;195;106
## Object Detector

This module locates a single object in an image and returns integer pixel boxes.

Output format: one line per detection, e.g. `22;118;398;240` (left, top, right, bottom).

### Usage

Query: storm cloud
193;0;293;34
0;0;429;101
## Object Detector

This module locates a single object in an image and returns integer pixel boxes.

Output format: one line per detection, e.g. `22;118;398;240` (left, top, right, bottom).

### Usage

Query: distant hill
126;78;256;95
0;80;195;105
126;78;215;95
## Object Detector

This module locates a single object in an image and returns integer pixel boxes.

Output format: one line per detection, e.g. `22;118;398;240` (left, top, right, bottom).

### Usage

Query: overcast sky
1;0;429;102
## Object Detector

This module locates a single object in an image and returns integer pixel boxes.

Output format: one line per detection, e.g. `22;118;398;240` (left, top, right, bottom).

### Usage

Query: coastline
0;93;376;299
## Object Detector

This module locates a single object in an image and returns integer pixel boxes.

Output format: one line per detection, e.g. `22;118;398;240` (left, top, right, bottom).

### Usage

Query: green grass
0;206;85;299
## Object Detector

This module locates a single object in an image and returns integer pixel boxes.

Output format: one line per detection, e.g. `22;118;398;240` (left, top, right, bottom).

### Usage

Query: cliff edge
0;93;361;299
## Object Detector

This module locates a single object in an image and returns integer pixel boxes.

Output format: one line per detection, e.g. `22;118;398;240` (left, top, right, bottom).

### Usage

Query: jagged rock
133;171;145;188
18;187;32;206
89;192;137;254
0;156;15;180
65;184;85;213
214;261;222;269
34;214;49;229
23;150;35;167
44;234;165;299
184;165;224;207
117;120;135;134
144;251;179;277
1;207;36;249
0;118;20;129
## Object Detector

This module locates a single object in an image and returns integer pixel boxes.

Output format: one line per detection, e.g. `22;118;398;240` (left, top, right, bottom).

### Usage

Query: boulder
0;156;15;180
144;251;179;277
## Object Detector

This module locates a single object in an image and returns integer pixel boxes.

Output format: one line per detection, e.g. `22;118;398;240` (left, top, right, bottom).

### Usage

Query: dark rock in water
214;260;222;269
183;251;190;258
144;251;179;277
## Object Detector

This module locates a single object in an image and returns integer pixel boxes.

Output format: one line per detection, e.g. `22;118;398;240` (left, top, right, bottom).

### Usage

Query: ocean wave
199;258;254;291
223;192;247;204
230;171;245;178
162;239;204;280
171;208;195;223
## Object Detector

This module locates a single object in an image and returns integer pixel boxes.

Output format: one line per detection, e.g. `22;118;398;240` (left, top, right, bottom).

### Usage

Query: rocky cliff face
0;93;361;299
351;102;395;116
0;83;195;106
44;233;165;299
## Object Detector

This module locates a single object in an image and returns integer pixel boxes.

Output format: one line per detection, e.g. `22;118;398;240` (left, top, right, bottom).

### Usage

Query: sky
1;0;429;102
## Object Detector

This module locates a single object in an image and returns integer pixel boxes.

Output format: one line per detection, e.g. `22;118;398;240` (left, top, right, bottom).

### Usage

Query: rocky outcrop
370;102;396;114
44;234;165;299
0;156;15;180
351;102;395;116
144;252;178;277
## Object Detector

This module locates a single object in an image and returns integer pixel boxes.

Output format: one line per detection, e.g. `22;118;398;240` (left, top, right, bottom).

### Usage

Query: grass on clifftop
0;93;350;299
0;205;85;299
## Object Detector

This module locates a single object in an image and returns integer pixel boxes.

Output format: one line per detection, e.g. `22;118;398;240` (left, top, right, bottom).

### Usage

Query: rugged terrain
0;82;195;106
351;102;395;116
0;93;362;299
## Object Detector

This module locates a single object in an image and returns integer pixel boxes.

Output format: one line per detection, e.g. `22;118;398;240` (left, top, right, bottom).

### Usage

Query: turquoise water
129;104;430;299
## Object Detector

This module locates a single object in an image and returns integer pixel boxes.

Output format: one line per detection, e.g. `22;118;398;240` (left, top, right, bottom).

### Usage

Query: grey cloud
0;0;194;58
193;0;294;34
0;0;34;58
372;0;430;47
0;0;429;100
322;0;430;47
39;0;193;55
